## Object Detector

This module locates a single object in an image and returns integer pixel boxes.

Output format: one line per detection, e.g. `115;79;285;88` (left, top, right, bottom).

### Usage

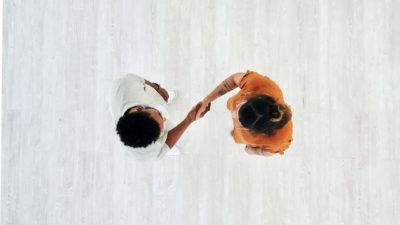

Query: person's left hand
195;100;212;119
157;86;169;102
186;102;211;123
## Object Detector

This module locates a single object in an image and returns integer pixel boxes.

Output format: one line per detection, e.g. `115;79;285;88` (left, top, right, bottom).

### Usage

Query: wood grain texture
2;0;400;224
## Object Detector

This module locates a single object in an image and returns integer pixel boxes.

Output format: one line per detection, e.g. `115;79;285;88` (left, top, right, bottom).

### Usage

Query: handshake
113;71;292;158
152;82;212;124
185;100;212;123
151;82;211;123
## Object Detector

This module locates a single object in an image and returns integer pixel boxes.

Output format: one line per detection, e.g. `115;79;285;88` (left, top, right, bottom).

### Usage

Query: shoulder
238;70;258;89
238;71;277;92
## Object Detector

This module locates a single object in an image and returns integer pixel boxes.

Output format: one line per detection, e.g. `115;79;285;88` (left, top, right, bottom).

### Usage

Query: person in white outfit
110;74;210;161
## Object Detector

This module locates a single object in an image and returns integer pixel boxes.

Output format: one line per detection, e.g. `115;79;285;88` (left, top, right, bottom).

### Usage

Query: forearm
203;73;244;103
165;117;192;148
145;79;159;91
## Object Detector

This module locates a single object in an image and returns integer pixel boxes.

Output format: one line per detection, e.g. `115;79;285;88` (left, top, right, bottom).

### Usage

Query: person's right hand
195;100;212;119
186;102;211;123
156;86;169;102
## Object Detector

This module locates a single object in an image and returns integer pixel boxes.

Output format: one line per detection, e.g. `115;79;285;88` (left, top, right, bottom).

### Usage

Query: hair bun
269;104;281;118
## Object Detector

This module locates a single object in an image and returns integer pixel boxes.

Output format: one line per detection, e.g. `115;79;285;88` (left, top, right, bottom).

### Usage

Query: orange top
227;71;293;155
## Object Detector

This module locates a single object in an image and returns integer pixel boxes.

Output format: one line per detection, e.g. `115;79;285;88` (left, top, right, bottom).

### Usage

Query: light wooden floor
2;0;400;224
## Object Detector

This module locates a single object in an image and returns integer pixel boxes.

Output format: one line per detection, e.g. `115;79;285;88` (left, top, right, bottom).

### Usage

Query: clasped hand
186;101;211;123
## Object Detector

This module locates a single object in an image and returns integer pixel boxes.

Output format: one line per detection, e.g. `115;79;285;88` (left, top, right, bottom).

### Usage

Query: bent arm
144;79;160;90
145;79;169;102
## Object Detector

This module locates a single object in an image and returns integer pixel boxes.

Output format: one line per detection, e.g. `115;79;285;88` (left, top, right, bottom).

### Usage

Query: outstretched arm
165;117;192;149
165;103;210;148
196;72;245;118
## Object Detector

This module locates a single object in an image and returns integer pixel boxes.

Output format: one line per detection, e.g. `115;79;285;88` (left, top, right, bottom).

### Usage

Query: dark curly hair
238;95;291;135
116;111;161;148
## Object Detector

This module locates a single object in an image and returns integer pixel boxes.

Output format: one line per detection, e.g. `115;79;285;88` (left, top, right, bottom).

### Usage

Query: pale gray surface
2;0;400;224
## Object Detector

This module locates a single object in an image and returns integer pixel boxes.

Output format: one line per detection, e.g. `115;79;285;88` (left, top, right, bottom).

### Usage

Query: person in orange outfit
196;71;293;156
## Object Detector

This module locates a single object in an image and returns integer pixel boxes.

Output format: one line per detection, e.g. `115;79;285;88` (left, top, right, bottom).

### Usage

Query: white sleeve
156;144;170;158
154;128;170;159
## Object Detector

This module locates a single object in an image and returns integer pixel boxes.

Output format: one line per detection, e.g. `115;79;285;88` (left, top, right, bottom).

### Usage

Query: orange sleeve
227;70;254;111
239;70;275;93
227;97;234;111
238;70;255;90
239;71;285;103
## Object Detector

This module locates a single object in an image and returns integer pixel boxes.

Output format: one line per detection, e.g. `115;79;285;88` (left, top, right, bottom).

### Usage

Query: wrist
203;96;212;104
184;116;194;125
153;83;161;91
145;80;160;91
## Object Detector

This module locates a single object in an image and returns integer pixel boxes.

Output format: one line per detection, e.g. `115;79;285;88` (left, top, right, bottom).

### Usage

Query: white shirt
110;74;171;161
